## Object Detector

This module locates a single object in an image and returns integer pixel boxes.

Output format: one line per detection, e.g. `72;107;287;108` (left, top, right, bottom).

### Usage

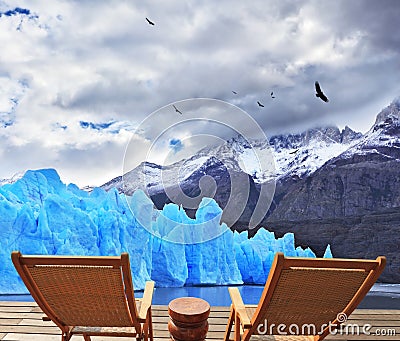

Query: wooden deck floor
0;301;399;340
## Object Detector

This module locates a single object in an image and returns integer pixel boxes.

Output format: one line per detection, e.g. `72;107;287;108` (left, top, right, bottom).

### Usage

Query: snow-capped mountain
100;121;364;231
0;171;24;186
102;125;362;195
267;104;400;222
339;97;400;162
102;156;224;196
252;125;361;182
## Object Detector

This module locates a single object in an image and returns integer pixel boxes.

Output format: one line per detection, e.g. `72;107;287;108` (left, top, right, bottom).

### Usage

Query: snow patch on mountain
220;126;362;183
272;135;359;181
102;125;363;194
339;99;400;160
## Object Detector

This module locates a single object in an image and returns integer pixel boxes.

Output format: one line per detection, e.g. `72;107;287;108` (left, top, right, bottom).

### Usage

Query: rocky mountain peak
305;126;342;143
226;134;252;148
373;98;400;128
341;126;363;144
269;125;361;153
368;99;400;139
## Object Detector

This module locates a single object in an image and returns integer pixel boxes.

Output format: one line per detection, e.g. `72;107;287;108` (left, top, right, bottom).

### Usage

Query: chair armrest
228;287;252;328
138;281;155;321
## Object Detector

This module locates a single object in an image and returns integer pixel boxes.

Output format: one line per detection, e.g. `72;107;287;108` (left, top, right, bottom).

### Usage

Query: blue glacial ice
0;169;332;293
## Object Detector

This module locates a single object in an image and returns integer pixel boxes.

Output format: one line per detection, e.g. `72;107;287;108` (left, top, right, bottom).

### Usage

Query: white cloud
0;0;399;186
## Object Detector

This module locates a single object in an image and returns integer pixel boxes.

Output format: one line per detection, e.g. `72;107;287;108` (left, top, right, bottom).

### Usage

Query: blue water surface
2;284;400;309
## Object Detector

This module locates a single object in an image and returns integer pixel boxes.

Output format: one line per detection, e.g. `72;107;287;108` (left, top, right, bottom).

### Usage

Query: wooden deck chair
12;251;155;341
224;252;386;341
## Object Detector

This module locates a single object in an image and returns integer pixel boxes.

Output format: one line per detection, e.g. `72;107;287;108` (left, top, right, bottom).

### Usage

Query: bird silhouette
270;91;275;99
315;81;329;102
173;104;183;115
257;101;264;107
289;148;299;154
232;91;237;95
146;17;155;25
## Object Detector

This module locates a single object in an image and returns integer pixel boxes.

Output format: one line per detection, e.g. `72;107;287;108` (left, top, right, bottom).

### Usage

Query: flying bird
270;91;275;99
315;81;329;102
232;91;238;95
257;101;264;107
173;104;183;115
146;17;155;25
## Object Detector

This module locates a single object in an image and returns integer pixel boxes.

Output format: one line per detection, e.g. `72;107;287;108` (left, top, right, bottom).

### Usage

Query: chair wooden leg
224;305;235;341
136;330;143;341
148;308;154;341
83;334;91;341
143;321;149;341
62;331;73;341
234;312;241;341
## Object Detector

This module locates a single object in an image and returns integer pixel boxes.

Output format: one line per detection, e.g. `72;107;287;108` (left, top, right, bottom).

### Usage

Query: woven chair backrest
28;263;134;327
254;267;368;334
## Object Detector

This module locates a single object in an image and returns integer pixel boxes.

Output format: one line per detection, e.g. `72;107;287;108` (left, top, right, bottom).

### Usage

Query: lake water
2;283;400;309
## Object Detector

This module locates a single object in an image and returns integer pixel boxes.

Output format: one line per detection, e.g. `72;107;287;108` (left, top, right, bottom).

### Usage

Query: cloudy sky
0;0;399;187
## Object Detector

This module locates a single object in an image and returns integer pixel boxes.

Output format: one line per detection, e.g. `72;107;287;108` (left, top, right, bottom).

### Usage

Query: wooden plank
152;315;229;324
0;302;399;341
351;309;400;314
0;307;35;313
0;319;23;326
0;325;59;334
0;312;44;319
326;335;400;340
0;302;37;307
350;314;400;318
7;319;56;327
347;320;400;327
30;307;43;313
1;333;61;340
349;313;400;318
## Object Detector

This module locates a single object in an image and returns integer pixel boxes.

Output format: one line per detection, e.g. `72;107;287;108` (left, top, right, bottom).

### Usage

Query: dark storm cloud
47;0;400;133
323;0;400;53
1;0;400;185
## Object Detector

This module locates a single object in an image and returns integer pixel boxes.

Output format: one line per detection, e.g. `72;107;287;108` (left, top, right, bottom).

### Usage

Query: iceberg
0;169;332;293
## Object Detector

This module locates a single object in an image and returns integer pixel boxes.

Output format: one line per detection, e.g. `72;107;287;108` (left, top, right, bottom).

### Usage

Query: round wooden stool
168;297;210;341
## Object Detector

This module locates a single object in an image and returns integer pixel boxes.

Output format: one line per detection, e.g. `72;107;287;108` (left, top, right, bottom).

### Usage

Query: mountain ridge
102;124;362;193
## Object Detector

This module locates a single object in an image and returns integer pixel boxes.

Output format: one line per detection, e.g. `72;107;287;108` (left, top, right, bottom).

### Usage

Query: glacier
0;168;332;293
